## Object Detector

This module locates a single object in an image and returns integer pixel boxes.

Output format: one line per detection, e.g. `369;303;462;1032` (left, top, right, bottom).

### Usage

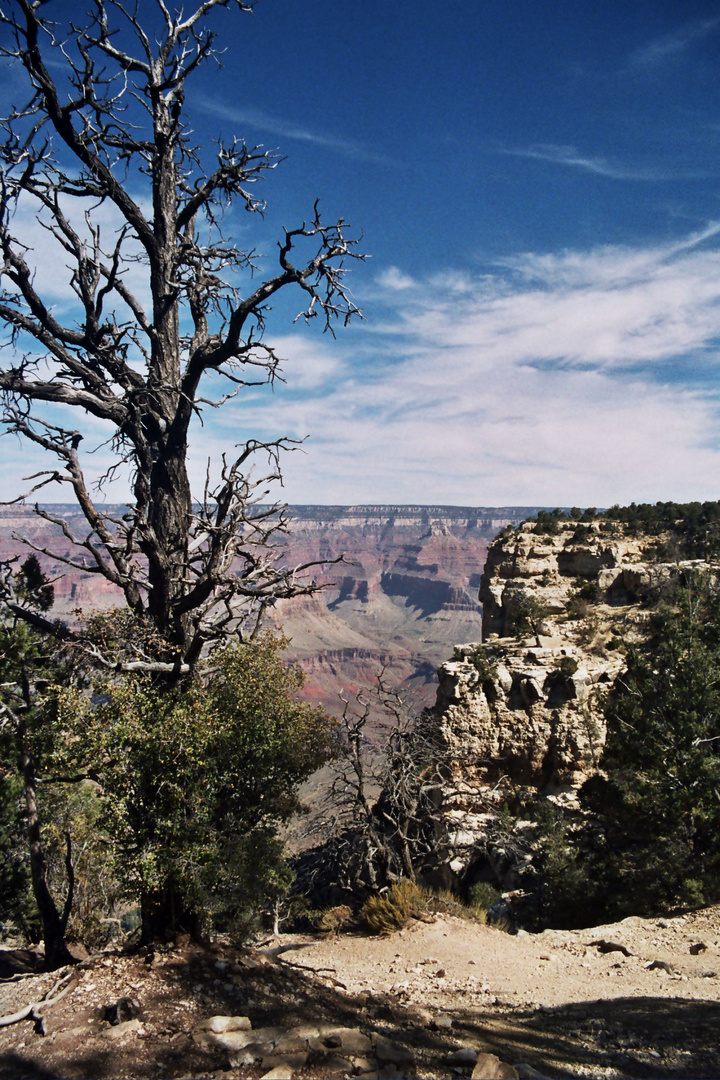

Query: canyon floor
1;903;718;1080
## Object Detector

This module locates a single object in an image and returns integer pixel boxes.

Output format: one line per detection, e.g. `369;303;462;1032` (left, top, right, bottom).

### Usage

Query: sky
3;0;720;507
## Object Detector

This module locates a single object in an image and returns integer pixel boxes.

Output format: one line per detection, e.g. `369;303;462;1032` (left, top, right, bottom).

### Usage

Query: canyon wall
268;505;544;717
0;504;542;724
430;518;706;885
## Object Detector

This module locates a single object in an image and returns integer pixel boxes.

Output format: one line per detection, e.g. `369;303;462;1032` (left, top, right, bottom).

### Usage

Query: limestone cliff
431;517;709;885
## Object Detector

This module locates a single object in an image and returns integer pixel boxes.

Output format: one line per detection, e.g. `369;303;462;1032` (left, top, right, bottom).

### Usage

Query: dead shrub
316;904;354;936
361;879;424;934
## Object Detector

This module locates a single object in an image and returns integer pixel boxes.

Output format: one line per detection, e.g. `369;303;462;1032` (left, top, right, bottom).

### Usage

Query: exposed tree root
0;968;78;1031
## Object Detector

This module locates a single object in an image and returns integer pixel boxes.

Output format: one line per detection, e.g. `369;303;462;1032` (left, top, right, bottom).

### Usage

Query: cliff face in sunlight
430;517;709;885
268;505;543;718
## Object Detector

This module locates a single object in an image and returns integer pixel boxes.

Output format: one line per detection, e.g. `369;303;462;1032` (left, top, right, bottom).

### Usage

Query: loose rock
472;1052;519;1079
200;1014;252;1034
259;1068;293;1080
445;1047;479;1065
102;1017;143;1040
374;1034;415;1065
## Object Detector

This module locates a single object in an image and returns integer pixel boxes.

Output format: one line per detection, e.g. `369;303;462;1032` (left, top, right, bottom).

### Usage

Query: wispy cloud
194;97;391;164
501;222;720;288
628;17;720;69
498;143;709;181
7;226;720;508
189;225;720;506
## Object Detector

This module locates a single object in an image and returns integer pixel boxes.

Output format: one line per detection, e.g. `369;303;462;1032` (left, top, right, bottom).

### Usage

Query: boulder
471;1052;519;1079
200;1014;252;1034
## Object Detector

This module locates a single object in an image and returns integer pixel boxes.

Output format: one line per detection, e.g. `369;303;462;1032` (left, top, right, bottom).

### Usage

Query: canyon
0;503;542;720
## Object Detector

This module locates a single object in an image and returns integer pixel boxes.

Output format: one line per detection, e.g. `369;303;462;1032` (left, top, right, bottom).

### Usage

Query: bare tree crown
0;0;364;670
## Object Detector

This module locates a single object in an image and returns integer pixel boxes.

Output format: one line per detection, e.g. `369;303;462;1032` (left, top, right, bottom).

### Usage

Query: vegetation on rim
0;0;360;958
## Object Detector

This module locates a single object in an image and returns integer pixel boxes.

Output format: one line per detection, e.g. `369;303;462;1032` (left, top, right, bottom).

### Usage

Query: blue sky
3;0;720;506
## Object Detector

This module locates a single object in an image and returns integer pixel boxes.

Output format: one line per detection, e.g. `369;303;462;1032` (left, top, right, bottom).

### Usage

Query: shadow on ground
451;996;720;1078
1;942;719;1079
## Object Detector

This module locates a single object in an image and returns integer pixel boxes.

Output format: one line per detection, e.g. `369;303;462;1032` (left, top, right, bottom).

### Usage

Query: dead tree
315;677;453;897
0;0;363;672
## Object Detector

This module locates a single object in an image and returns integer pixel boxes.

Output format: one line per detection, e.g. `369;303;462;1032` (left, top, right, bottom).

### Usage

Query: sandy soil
0;903;718;1079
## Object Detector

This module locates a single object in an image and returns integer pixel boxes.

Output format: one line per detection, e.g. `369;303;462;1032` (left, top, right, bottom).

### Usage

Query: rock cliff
431;517;709;886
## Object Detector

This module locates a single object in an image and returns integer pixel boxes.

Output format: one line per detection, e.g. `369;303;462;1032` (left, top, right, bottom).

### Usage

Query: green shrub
558;655;579;677
467;882;501;921
531;800;600;929
571;524;592;543
505;596;551;639
60;634;338;942
468;881;500;910
573;578;601;603
468;647;498;682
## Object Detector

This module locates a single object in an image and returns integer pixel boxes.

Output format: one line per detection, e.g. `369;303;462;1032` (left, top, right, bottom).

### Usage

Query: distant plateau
0;504;547;731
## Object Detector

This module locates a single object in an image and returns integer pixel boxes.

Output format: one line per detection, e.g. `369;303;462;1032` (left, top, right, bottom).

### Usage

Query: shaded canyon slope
0;504;542;718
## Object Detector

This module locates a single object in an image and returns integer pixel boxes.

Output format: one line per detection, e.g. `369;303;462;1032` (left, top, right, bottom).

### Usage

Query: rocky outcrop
431;518;710;886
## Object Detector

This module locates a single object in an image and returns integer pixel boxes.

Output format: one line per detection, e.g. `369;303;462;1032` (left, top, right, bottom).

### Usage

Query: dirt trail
0;903;718;1079
288;904;720;1011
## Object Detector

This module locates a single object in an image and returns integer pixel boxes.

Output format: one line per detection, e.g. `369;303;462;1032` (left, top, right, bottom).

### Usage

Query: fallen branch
0;972;39;985
275;955;343;983
260;941;322;958
0;968;78;1030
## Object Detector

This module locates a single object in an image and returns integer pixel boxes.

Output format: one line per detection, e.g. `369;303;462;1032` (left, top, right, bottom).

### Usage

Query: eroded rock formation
431;518;708;886
0;503;538;720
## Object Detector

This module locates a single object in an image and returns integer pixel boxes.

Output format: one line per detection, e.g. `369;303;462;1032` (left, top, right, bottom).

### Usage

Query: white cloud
5;226;720;510
376;266;417;292
266;335;342;389
498;143;711;182
189;226;720;506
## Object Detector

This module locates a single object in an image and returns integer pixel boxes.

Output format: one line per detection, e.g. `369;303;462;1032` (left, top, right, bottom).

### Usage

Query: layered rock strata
0;503;539;717
431;519;708;885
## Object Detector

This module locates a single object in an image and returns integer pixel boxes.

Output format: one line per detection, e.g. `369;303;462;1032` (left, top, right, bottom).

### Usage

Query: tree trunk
140;884;201;945
144;439;193;652
139;90;194;658
19;735;76;970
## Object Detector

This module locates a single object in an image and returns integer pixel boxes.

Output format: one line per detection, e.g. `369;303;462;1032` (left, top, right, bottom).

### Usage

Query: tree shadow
2;943;720;1079
451;995;720;1078
0;949;41;979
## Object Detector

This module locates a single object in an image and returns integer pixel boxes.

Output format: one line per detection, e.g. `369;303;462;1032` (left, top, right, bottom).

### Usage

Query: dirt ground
0;902;719;1080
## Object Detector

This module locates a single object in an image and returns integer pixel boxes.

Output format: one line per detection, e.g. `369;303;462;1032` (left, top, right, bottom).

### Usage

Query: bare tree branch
0;0;364;673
